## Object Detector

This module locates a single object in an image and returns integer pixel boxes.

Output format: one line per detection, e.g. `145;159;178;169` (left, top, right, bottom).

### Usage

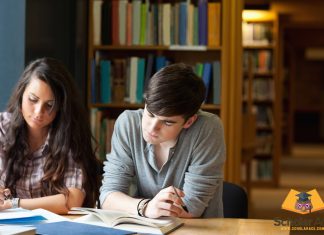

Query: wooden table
170;218;290;235
65;215;290;235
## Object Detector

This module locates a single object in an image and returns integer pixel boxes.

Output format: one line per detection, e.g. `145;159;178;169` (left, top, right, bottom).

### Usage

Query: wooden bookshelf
241;10;282;187
87;0;243;182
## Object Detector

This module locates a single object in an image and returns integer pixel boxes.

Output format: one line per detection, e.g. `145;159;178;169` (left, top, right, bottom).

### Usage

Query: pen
172;186;189;213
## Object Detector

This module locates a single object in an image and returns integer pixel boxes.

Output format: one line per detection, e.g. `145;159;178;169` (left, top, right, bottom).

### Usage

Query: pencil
172;186;189;213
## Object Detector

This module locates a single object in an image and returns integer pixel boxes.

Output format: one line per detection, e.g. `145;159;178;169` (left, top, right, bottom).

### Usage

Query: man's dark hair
144;63;206;120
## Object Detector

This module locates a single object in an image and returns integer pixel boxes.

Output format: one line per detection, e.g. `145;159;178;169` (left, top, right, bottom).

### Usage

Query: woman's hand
144;186;187;218
0;188;13;211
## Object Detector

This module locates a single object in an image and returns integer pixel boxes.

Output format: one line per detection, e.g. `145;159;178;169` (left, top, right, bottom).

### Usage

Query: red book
111;0;119;45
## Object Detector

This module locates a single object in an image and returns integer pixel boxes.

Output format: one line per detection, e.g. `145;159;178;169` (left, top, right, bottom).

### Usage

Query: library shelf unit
241;10;282;187
87;0;243;182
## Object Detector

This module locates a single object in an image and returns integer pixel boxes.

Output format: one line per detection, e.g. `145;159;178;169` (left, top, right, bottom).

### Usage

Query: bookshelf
241;10;282;187
87;0;243;183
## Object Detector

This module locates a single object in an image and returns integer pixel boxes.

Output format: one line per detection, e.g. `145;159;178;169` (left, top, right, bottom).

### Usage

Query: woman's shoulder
0;112;12;129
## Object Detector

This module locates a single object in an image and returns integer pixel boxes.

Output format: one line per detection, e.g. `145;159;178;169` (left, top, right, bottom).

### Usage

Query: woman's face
21;76;57;133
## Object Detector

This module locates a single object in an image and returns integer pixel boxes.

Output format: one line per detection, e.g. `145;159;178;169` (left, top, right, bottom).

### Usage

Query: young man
100;63;226;218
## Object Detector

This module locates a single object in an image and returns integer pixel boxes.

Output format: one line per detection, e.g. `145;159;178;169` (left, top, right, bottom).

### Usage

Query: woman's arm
18;188;84;214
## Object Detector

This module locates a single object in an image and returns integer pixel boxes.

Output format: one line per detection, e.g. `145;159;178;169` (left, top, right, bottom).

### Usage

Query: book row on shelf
243;50;273;74
255;105;274;129
91;108;115;161
243;79;274;102
242;21;273;46
256;131;273;155
90;53;221;105
241;158;273;182
93;0;221;47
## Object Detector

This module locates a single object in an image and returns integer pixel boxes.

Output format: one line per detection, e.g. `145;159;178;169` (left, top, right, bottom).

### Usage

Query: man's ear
183;114;197;129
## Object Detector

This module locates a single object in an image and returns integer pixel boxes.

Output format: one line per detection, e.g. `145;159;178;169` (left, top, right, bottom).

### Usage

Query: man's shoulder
197;110;222;124
116;109;143;127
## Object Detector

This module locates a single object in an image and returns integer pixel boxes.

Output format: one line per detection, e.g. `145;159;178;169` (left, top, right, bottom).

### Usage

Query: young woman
0;57;100;214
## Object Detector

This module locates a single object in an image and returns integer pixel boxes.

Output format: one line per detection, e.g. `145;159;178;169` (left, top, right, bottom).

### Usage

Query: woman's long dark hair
2;57;100;207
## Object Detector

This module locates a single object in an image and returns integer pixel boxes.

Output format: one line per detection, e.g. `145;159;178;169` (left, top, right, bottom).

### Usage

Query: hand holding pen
143;186;188;218
172;186;189;213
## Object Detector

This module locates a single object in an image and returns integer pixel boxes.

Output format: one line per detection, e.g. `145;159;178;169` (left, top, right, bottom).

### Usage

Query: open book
69;207;184;235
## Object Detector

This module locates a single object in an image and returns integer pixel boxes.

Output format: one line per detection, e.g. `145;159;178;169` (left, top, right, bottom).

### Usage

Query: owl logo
295;192;313;213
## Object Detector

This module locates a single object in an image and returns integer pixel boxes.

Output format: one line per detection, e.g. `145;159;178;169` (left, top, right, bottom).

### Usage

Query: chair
223;181;248;218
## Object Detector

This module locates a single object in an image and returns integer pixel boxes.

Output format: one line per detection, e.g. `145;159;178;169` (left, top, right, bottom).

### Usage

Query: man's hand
144;186;188;218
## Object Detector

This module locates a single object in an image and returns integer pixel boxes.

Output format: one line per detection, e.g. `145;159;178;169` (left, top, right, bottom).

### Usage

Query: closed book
202;62;212;101
152;3;159;45
173;3;179;45
112;59;126;102
136;58;146;103
198;0;207;45
144;53;155;89
132;0;141;45
162;3;171;46
129;57;138;103
146;3;153;45
179;2;187;45
111;0;119;45
100;60;112;103
155;56;167;72
118;0;127;45
212;61;221;104
35;221;131;235
101;0;112;45
126;2;132;45
158;3;163;45
140;2;147;45
193;4;199;45
93;0;103;45
195;62;204;78
207;2;221;47
90;59;97;103
70;207;183;235
187;3;194;45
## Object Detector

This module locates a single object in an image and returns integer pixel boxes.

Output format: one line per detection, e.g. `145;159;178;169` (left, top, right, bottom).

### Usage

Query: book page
71;207;183;235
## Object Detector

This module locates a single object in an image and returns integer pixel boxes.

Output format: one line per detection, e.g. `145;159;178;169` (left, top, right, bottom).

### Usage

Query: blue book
155;56;167;72
35;221;132;235
0;215;47;225
198;0;207;45
202;62;212;101
179;2;187;45
136;58;146;103
212;61;221;104
100;60;112;103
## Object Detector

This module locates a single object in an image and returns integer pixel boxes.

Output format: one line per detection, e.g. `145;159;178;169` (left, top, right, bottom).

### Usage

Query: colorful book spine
179;2;187;45
136;58;146;103
100;60;112;103
207;2;221;47
212;61;221;104
140;2;147;45
202;62;212;101
198;0;207;45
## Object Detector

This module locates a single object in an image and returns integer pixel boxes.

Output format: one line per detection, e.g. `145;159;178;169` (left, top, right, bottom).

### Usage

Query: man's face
141;107;195;145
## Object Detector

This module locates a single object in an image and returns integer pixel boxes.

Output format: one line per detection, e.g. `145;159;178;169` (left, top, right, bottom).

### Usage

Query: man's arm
102;187;186;218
